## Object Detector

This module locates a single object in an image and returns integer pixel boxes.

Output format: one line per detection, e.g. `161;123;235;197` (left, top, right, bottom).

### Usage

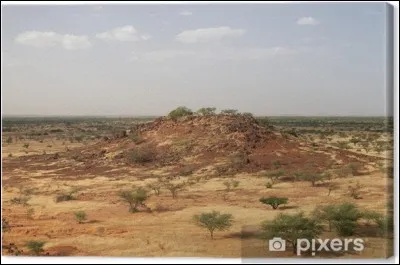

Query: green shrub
128;144;156;164
193;211;234;239
260;197;288;210
262;212;323;254
220;109;238;115
74;211;87;224
168;106;193;119
25;241;45;256
119;187;148;213
196;107;216;116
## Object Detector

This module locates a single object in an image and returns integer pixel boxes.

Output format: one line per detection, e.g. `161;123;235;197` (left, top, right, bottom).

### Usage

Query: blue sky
1;3;392;116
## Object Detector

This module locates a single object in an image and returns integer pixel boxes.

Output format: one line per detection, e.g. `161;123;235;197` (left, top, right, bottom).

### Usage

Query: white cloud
96;25;150;42
180;10;192;16
15;31;92;50
176;26;246;44
62;35;92;50
296;17;320;25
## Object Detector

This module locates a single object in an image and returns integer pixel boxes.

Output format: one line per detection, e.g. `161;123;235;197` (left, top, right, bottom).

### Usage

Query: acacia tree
193;211;234;239
164;181;186;199
168;106;193;119
262;212;323;254
260;197;288;210
119;187;148;213
220;109;238;115
299;172;329;187
196;107;217;116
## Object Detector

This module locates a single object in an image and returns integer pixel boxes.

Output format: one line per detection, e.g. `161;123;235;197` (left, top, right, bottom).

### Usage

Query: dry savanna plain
1;108;395;259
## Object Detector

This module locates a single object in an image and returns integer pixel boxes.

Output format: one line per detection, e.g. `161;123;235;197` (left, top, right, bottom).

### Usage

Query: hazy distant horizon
1;3;394;117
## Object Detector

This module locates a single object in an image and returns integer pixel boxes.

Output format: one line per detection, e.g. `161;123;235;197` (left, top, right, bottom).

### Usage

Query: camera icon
269;237;286;251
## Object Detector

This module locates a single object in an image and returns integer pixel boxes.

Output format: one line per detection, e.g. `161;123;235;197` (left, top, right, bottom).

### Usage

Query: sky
1;2;394;117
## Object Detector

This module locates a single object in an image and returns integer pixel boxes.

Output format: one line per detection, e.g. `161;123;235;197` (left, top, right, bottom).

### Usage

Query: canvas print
1;2;395;260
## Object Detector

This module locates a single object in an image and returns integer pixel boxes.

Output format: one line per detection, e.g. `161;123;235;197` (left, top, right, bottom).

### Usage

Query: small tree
312;205;337;231
360;142;370;153
300;172;329;187
128;144;156;164
74;211;87;224
262;212;323;254
168;106;193;119
348;181;363;199
147;182;162;196
223;180;239;192
196;107;217;116
331;203;364;236
164;181;186;199
25;241;45;256
326;181;340;196
193;211;234;239
119;187;148;213
220;109;238;115
260;197;288;210
265;170;285;185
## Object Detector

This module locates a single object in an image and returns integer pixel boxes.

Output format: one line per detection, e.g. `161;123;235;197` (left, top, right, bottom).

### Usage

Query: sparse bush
128;144;156;164
55;194;74;202
299;172;329;187
336;141;350;149
25;241;45;256
360;142;370;153
55;188;78;203
271;160;281;169
335;166;352;178
348;181;363;199
168;106;193;119
2;218;11;232
223;180;239;192
374;215;394;236
331;203;364;236
6;136;12;144
259;197;288;210
8;153;12;157
221;109;238;115
326;181;340;196
262;212;323;254
74;211;87;224
312;205;337;231
164;181;186;199
196;107;217;116
129;132;144;144
265;169;285;184
193;210;234;239
241;112;254;118
26;208;35;220
23;143;29;149
265;182;273;189
147;182;162;196
119;187;148;213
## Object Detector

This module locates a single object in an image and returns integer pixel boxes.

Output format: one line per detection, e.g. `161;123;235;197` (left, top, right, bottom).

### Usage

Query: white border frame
1;1;398;264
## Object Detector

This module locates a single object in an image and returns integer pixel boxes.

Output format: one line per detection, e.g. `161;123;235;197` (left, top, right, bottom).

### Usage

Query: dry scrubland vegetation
1;107;394;258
